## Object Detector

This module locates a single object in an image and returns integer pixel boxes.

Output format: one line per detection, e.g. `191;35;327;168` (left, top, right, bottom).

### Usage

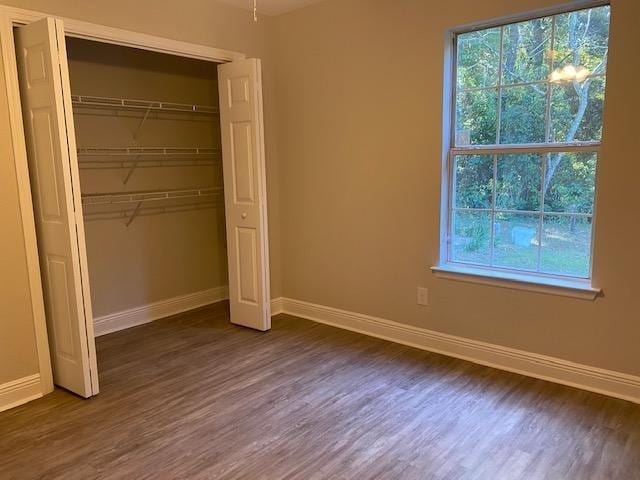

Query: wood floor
1;303;639;479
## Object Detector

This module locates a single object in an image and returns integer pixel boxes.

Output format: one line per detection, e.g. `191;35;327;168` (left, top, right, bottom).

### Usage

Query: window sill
430;264;601;300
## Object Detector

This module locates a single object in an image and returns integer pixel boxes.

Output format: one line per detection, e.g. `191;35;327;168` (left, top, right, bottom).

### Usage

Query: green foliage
551;78;605;142
496;154;541;211
553;7;610;72
500;85;546;143
544;152;597;214
465;220;489;253
502;18;552;84
452;212;490;261
456;90;497;145
454;155;492;208
456;27;500;89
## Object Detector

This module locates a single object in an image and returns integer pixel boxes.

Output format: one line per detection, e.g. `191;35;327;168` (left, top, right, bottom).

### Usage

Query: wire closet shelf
81;187;224;226
76;146;221;159
75;147;222;178
71;95;220;115
74;92;223;224
82;187;223;206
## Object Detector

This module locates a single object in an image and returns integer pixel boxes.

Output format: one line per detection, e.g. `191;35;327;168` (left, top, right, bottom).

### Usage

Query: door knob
241;212;247;219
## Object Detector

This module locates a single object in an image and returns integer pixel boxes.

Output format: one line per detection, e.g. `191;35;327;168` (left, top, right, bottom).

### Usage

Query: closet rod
81;187;224;206
76;147;221;157
71;95;220;115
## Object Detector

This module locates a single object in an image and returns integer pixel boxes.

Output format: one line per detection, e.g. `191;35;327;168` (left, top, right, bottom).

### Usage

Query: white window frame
433;1;609;300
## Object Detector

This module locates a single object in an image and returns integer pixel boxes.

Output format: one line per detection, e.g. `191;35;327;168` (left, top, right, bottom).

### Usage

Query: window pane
453;155;493;209
541;215;592;277
496;154;542;211
500;85;546;144
451;211;491;265
544;152;597;214
502;17;552;85
493;213;539;271
551;77;605;142
456;89;497;145
553;7;610;73
456;28;500;89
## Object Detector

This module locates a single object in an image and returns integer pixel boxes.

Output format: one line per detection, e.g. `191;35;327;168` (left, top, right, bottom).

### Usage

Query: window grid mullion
489;153;498;266
458;73;605;95
448;151;456;263
537;153;547;272
495;26;505;145
489;27;503;268
544;16;556;144
453;207;593;218
451;143;600;155
452;208;492;212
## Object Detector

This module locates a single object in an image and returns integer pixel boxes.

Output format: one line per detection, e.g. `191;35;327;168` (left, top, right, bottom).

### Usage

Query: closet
12;17;271;399
67;38;228;323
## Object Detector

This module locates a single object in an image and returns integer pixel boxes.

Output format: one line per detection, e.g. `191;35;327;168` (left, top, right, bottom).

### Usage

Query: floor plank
1;302;639;479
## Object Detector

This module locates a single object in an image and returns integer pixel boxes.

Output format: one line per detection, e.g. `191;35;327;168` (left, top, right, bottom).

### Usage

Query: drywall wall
0;39;39;384
0;0;280;395
273;0;640;376
67;39;227;317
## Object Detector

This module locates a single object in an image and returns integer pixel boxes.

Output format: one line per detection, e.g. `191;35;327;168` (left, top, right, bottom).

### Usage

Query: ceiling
215;0;327;16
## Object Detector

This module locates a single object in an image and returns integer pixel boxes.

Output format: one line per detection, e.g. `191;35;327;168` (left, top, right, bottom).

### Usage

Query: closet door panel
236;226;259;303
15;17;97;397
230;121;256;203
219;58;271;331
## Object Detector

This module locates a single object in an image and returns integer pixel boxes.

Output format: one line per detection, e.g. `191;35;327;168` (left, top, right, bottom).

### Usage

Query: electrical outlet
417;287;429;306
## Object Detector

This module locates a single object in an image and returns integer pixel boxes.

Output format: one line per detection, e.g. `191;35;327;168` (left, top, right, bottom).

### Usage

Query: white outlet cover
417;287;429;306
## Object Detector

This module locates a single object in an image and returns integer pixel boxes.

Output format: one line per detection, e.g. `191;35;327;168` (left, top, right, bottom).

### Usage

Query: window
445;5;610;282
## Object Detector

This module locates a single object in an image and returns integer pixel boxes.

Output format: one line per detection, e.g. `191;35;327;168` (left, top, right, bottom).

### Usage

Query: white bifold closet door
15;17;98;397
218;59;271;331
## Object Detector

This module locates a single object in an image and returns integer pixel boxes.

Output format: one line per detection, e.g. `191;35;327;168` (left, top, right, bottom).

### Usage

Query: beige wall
0;0;281;386
273;0;640;376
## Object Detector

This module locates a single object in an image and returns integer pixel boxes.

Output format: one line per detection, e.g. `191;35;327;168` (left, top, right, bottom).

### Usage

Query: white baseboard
94;286;230;336
271;297;284;316
0;374;42;413
277;297;640;404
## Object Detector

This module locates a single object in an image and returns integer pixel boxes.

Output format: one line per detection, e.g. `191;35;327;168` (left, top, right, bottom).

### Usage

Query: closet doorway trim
0;4;245;63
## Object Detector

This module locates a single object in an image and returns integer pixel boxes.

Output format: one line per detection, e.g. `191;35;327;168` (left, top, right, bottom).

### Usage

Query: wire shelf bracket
122;106;153;185
125;201;143;227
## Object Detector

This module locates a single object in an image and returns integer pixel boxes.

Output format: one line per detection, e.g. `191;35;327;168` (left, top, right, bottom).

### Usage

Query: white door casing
14;17;98;397
218;58;271;331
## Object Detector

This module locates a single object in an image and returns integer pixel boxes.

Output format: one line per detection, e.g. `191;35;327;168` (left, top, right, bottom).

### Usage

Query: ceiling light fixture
549;64;591;83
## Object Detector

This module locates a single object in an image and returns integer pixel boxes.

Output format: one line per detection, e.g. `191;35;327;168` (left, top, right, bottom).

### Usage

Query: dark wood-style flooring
1;303;639;479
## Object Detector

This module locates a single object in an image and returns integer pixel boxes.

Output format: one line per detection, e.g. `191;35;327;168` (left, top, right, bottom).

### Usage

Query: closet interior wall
66;38;227;320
